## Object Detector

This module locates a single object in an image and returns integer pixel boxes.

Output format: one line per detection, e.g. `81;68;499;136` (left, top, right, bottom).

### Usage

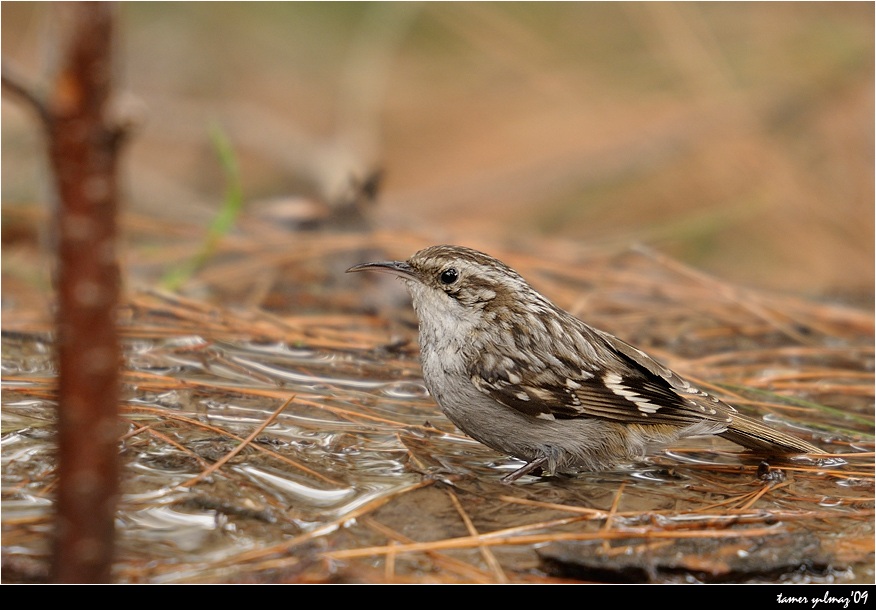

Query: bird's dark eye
439;268;459;285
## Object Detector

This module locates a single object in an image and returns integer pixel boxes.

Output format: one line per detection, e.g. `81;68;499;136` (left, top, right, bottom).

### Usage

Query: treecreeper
347;245;823;483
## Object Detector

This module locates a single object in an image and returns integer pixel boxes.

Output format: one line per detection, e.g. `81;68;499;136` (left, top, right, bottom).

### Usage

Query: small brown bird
348;245;822;483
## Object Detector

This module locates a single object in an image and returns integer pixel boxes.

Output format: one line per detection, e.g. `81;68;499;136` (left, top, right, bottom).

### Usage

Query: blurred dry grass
2;2;873;303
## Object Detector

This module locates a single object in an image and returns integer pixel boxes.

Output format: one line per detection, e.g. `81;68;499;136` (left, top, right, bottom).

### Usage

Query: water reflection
122;506;220;552
2;331;873;583
237;465;355;506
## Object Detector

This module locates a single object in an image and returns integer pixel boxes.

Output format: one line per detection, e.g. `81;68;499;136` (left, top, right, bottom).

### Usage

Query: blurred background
3;2;873;305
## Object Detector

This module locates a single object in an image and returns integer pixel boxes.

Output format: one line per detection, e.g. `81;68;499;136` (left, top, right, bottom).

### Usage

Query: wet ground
3;239;873;583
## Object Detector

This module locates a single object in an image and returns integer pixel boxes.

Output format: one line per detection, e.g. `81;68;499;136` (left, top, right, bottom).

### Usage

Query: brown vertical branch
3;4;124;580
44;3;123;583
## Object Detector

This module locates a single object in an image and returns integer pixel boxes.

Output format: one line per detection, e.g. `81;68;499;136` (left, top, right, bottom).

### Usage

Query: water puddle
2;325;873;583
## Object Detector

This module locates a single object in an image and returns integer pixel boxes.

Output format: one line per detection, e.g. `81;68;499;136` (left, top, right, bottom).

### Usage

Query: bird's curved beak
346;260;417;280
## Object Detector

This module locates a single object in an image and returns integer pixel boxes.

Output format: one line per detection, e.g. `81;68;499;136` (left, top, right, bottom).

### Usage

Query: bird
347;245;823;483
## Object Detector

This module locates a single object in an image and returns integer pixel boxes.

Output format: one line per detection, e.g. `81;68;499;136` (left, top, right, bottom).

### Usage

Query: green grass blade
161;123;244;291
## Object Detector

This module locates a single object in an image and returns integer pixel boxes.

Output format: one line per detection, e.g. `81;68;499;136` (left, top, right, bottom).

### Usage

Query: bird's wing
469;328;734;427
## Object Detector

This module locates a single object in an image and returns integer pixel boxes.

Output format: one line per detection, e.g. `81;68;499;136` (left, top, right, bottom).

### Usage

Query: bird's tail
721;412;822;455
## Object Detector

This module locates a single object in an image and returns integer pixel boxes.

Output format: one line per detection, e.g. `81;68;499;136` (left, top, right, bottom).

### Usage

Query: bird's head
347;245;554;327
